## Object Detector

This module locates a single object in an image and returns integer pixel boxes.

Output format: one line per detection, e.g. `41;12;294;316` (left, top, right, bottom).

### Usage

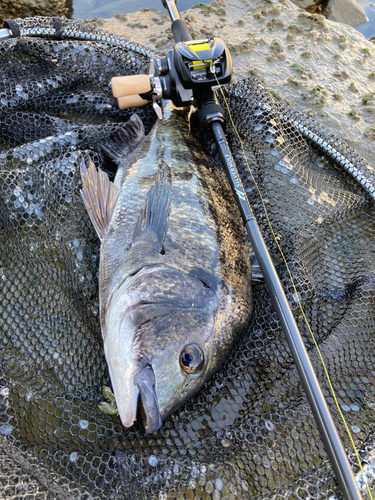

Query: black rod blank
210;120;362;500
161;0;363;496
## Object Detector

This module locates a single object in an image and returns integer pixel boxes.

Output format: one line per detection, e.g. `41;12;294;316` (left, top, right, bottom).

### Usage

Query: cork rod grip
111;75;151;98
117;95;150;109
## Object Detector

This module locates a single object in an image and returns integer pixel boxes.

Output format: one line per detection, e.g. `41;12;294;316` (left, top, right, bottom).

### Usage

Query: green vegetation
290;63;306;72
269;90;282;101
361;48;371;56
193;3;225;15
290;63;312;78
361;94;374;105
287;76;299;86
365;122;375;139
348;109;360;120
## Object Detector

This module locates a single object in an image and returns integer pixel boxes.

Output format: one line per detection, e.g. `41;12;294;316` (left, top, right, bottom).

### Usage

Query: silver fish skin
80;103;252;433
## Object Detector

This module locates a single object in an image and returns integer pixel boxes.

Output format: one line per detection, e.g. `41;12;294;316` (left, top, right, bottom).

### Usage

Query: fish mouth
134;364;162;434
103;338;162;433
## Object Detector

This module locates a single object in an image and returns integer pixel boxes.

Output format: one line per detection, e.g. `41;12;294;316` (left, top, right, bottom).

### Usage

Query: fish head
103;264;222;433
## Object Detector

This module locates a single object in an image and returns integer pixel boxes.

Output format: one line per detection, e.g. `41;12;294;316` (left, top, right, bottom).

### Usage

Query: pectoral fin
101;114;145;163
80;158;119;240
132;161;172;253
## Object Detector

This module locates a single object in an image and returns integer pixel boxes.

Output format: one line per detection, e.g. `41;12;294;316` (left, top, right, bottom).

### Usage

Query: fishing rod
111;2;362;499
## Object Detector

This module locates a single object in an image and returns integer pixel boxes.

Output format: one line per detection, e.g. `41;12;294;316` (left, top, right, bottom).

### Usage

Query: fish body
81;104;252;432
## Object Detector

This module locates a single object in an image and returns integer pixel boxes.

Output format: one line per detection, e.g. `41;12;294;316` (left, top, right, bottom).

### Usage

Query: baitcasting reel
111;2;232;122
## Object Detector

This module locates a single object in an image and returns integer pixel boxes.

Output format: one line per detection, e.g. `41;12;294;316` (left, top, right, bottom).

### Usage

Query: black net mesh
0;16;375;500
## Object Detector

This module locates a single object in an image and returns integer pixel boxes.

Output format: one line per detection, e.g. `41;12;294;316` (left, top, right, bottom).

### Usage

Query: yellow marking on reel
188;41;210;52
186;40;212;70
213;72;374;500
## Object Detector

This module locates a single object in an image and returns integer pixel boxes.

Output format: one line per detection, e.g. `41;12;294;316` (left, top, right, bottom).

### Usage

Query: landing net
0;17;374;500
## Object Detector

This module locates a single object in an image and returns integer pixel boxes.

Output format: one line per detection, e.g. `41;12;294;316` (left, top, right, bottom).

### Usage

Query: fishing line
214;73;373;499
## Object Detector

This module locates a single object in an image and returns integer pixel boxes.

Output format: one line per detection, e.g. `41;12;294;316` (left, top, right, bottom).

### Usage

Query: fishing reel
111;28;232;123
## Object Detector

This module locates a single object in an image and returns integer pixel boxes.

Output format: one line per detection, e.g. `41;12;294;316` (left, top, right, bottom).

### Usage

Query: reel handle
111;75;151;98
117;95;149;109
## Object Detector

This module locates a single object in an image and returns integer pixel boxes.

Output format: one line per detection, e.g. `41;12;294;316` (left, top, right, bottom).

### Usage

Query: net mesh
0;17;374;500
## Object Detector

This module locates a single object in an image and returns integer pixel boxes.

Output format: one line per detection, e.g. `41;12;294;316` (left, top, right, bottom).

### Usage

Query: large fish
80;104;252;433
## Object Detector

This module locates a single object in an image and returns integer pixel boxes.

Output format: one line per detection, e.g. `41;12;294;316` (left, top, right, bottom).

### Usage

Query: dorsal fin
133;161;172;253
101;114;145;164
80;159;119;240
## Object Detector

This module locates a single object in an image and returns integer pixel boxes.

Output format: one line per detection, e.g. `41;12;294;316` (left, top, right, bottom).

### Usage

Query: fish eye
180;344;205;375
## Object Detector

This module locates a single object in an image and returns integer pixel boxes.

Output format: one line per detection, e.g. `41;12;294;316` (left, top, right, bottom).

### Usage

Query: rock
289;0;323;15
99;0;375;166
0;0;67;23
325;0;368;27
289;0;316;9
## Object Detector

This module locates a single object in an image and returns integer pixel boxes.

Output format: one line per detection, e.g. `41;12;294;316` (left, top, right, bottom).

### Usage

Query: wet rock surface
0;0;67;23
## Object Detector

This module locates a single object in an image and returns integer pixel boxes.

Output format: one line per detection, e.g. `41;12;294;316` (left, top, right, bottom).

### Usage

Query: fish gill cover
0;16;375;500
